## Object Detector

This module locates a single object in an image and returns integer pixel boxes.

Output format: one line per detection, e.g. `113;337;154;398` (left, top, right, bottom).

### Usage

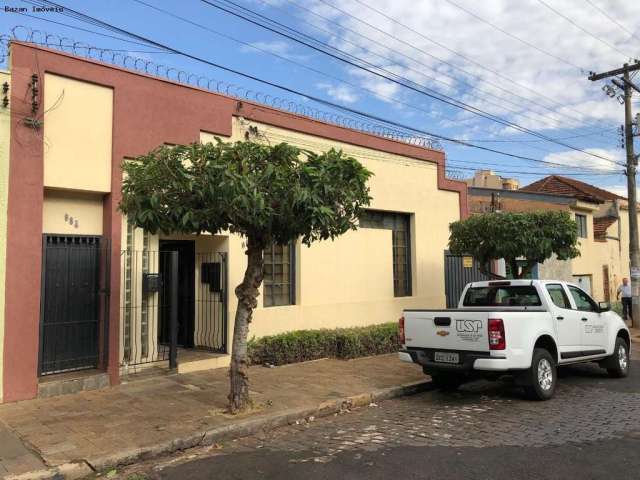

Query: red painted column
3;57;45;402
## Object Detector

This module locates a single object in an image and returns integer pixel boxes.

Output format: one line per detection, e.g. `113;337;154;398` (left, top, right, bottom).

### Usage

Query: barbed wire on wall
445;169;466;180
0;26;443;151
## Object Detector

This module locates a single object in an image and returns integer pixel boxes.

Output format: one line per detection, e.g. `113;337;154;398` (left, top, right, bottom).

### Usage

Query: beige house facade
0;42;466;402
469;175;630;302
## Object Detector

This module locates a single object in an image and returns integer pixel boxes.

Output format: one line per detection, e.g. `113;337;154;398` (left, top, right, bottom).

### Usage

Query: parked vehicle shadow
424;360;640;402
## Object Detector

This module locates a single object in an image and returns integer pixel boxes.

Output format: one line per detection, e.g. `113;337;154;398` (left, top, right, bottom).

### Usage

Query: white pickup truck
399;280;630;400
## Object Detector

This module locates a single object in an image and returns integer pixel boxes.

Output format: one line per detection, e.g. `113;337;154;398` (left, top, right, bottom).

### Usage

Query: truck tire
606;337;630;378
523;348;556;400
430;373;466;391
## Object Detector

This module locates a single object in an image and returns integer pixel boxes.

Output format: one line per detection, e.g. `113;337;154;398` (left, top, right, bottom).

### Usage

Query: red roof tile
519;175;625;203
593;216;617;242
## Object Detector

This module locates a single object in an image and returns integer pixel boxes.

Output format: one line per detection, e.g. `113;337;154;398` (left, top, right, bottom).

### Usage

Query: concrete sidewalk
0;355;425;479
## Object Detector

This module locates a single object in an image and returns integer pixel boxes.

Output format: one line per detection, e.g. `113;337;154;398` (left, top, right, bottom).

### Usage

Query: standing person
617;277;633;323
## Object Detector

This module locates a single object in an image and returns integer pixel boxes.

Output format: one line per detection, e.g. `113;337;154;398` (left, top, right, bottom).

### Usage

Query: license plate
434;351;460;364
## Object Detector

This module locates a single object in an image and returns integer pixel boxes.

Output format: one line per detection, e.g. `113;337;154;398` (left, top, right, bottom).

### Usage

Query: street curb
80;380;432;475
3;461;93;480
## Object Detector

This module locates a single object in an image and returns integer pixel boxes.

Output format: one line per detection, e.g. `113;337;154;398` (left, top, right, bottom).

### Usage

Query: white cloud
316;82;360;103
542;148;624;172
296;0;637;135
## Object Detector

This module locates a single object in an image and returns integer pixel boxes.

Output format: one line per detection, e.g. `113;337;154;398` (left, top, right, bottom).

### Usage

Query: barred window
576;214;587;238
263;242;296;307
359;210;412;297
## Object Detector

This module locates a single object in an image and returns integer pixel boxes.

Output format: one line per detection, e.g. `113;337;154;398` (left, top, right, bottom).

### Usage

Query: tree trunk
228;237;264;414
509;259;520;279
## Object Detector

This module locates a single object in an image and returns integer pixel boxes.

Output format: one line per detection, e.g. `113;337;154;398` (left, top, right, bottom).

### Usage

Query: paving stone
0;354;425;472
217;360;640;465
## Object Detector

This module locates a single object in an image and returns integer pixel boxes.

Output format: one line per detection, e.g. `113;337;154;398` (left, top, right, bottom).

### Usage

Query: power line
274;0;616;146
23;0;622;173
202;0;623;166
131;0;606;156
440;0;586;71
14;11;173;51
128;0;464;127
585;0;640;43
274;0;578;138
264;129;622;176
536;0;635;59
330;0;617;131
463;131;617;143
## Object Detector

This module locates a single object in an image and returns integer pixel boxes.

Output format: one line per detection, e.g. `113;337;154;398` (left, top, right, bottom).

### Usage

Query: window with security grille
264;242;296;307
359;210;412;297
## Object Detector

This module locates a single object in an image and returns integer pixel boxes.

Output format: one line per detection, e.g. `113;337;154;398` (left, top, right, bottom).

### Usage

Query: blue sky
1;0;638;194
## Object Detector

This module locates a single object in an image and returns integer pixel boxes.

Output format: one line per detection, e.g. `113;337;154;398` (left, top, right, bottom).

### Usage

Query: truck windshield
463;285;542;307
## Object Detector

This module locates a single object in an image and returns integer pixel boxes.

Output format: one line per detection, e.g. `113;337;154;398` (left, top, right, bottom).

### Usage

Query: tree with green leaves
449;211;580;279
120;139;372;413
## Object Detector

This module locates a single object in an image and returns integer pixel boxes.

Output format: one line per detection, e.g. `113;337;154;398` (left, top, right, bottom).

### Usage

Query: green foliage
247;323;399;366
449;211;580;278
612;301;623;317
120;140;373;248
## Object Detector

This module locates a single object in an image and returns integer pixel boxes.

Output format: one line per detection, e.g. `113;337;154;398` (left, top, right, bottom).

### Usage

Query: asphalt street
124;360;640;480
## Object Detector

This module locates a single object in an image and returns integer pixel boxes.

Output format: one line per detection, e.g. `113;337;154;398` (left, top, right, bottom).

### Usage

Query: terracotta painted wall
4;42;234;401
0;70;10;402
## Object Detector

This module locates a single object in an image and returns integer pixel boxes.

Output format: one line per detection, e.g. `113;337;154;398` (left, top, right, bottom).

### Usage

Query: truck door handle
556;316;564;320
581;317;588;322
434;317;451;326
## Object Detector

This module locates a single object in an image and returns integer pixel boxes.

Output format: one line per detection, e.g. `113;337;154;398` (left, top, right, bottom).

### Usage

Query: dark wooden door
39;236;101;375
159;240;195;348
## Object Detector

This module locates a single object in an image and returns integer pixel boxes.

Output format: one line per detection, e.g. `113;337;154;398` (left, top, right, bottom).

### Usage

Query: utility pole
589;61;640;327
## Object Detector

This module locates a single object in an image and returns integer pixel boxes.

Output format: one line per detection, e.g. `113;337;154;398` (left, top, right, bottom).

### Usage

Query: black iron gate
39;235;110;376
444;251;491;308
120;249;227;369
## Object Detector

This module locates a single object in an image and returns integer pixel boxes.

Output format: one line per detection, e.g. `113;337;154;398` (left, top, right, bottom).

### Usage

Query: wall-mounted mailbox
142;273;162;295
201;262;222;293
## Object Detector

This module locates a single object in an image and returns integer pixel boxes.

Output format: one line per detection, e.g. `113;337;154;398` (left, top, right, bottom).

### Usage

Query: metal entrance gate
39;235;110;376
444;251;491;308
120;249;227;368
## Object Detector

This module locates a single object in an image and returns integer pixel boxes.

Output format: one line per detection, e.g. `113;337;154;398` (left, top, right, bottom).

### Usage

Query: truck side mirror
598;302;611;312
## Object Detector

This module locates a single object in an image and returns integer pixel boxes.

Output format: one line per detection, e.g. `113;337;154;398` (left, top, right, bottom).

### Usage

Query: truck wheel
606;337;630;378
431;373;466;391
523;348;556;401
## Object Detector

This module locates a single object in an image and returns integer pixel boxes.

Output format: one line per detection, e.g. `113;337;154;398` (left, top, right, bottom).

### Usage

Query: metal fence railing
119;249;227;370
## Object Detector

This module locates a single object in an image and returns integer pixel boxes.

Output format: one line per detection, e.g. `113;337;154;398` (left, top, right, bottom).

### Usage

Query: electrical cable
22;0;625;172
268;0;614;142
202;0;623;165
536;0;636;59
329;0;617;129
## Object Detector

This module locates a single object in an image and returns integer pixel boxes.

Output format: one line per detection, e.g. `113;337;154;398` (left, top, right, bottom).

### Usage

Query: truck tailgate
404;311;490;352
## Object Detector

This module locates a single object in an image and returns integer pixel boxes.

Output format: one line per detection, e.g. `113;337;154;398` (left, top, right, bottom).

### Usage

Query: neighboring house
464;169;520;190
468;175;628;302
0;42;466;403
